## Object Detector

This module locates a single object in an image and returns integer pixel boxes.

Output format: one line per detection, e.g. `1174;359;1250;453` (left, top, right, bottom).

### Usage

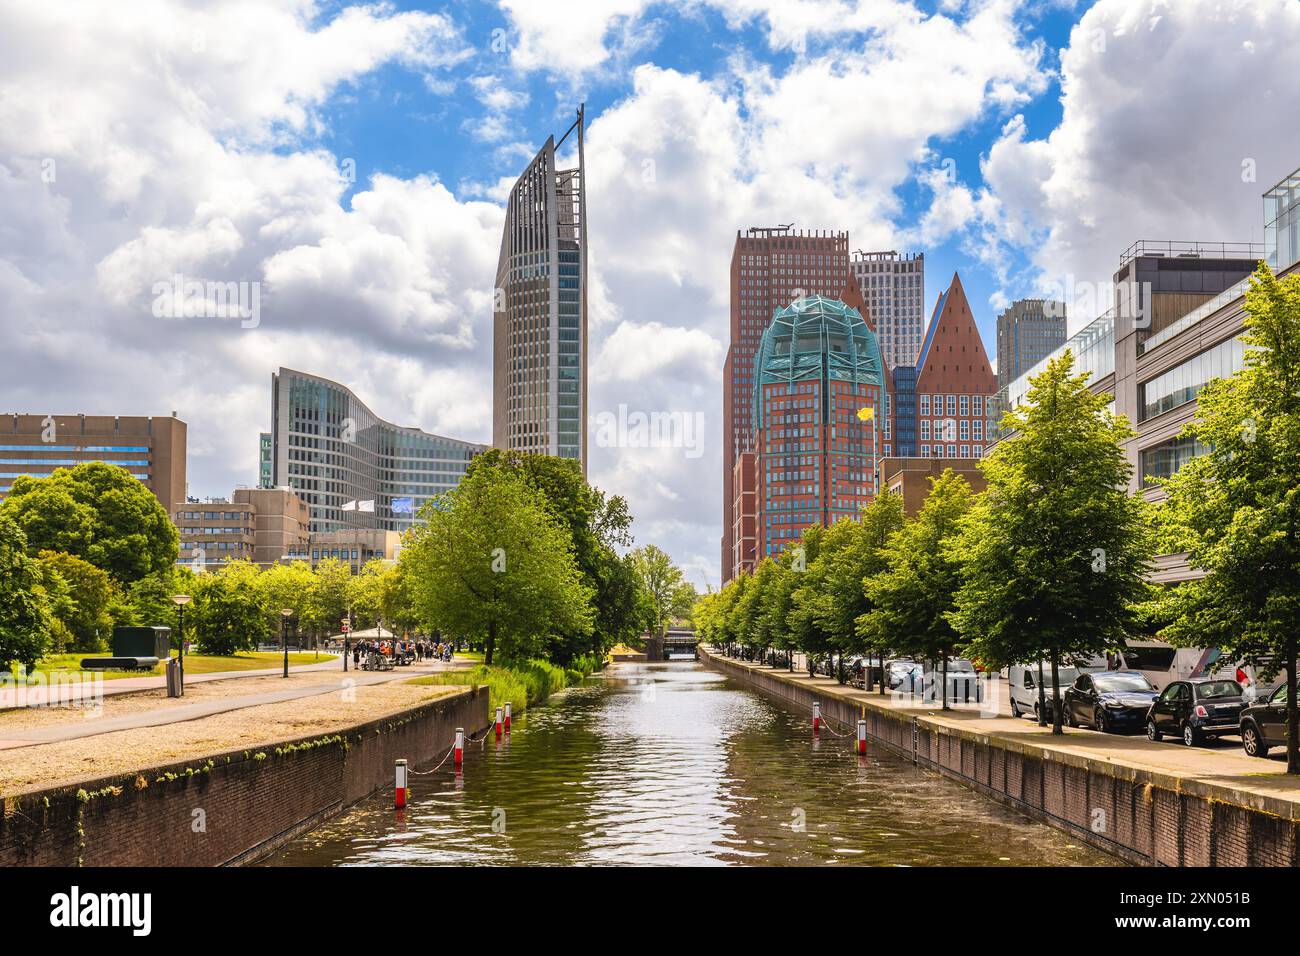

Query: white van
1118;641;1277;700
1008;659;1107;720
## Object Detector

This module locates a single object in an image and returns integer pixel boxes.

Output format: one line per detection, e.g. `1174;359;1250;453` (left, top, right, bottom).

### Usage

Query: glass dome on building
751;295;886;430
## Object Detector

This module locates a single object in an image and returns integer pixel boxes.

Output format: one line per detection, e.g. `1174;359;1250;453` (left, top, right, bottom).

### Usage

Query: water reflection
264;663;1116;867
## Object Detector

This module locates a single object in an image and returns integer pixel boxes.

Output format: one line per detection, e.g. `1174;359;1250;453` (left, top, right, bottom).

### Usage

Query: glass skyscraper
270;368;484;534
493;106;587;472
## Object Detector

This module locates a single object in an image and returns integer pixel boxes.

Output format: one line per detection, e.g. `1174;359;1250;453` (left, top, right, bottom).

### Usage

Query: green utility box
112;626;172;660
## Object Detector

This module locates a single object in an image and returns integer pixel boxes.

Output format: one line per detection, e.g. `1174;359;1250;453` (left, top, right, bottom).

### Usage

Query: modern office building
285;529;402;573
850;250;925;368
270;368;485;535
174;486;311;569
258;432;272;488
731;295;887;572
996;298;1067;389
985;164;1300;582
492;106;587;472
0;413;186;510
723;226;851;581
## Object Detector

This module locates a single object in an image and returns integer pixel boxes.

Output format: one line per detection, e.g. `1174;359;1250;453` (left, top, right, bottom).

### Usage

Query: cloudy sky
3;0;1300;588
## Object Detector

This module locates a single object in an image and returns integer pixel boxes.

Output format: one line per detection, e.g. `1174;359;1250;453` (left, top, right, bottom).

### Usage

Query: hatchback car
1145;678;1245;747
1062;671;1158;733
1239;683;1291;758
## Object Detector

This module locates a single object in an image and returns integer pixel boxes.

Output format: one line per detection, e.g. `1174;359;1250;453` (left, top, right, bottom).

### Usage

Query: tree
1155;263;1300;772
465;450;639;663
258;561;317;639
831;492;906;686
381;559;421;638
0;514;53;676
862;473;973;708
36;550;117;653
304;558;352;643
347;560;388;631
189;561;270;655
632;544;694;639
1;462;179;582
951;351;1152;733
402;468;593;665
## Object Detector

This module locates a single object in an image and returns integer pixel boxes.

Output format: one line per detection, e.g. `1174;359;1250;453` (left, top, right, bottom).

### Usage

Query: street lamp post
171;594;192;692
280;608;293;678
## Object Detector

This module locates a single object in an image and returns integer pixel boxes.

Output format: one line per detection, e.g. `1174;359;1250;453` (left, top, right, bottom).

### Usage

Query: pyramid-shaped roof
914;272;995;392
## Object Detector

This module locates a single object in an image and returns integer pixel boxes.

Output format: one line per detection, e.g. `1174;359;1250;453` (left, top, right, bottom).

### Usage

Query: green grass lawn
16;651;338;681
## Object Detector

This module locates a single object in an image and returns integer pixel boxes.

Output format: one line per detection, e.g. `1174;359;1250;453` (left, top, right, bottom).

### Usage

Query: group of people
350;637;453;668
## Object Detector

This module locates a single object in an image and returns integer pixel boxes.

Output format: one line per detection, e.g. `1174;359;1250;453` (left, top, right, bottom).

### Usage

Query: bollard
857;718;867;755
454;727;465;769
504;701;512;733
394;758;408;809
495;706;504;738
813;701;821;733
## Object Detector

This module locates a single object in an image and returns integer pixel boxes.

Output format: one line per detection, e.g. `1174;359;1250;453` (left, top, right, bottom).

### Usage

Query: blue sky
5;0;1299;586
316;0;1080;350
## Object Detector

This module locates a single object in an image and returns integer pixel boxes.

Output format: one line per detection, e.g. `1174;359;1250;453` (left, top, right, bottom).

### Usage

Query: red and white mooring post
857;718;867;755
504;701;512;733
454;727;465;769
394;758;409;808
494;706;504;738
813;700;822;732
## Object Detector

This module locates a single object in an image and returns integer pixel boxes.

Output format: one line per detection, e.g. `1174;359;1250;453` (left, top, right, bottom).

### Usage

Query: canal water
264;662;1117;866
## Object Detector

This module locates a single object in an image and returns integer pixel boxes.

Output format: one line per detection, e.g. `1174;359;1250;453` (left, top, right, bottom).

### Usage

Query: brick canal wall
701;648;1298;866
0;686;488;867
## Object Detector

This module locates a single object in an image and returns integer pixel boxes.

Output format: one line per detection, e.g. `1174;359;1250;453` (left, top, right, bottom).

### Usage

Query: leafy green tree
466;450;638;663
1;462;178;582
304;558;352;642
1155;264;1300;771
0;514;52;677
632;544;695;639
381;558;421;638
786;525;835;674
347;560;389;631
189;561;270;655
36;550;117;653
951;351;1152;733
402;468;593;665
862;473;974;708
258;561;316;638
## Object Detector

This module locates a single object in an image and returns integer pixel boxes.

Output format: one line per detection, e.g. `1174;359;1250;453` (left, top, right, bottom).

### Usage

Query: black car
1062;671;1158;733
1145;678;1245;747
1240;683;1291;758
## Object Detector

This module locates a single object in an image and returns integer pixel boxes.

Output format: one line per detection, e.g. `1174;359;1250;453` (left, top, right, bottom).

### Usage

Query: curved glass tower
492;107;587;472
750;296;887;560
271;368;485;534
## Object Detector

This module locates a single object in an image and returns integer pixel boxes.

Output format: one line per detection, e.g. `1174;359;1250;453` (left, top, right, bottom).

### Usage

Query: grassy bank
408;655;603;715
17;651;337;682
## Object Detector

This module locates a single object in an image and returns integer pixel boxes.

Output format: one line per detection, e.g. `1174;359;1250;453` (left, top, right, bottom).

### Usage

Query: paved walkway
707;649;1300;812
0;655;345;709
0;657;472;750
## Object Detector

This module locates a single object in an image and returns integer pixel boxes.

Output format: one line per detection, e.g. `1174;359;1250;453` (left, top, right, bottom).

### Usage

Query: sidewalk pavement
0;655;344;710
0;656;473;750
710;650;1300;809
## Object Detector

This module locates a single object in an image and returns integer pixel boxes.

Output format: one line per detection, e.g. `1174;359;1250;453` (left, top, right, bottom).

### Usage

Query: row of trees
698;263;1300;774
0;462;181;673
0;449;696;675
397;450;676;666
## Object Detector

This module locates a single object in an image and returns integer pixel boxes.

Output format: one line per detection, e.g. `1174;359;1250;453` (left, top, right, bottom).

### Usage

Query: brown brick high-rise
722;227;849;583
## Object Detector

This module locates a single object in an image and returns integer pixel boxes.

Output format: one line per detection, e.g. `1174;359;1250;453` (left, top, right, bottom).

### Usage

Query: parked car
1145;678;1245;747
1008;660;1107;720
1239;683;1291;758
1062;671;1158;733
885;659;924;690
